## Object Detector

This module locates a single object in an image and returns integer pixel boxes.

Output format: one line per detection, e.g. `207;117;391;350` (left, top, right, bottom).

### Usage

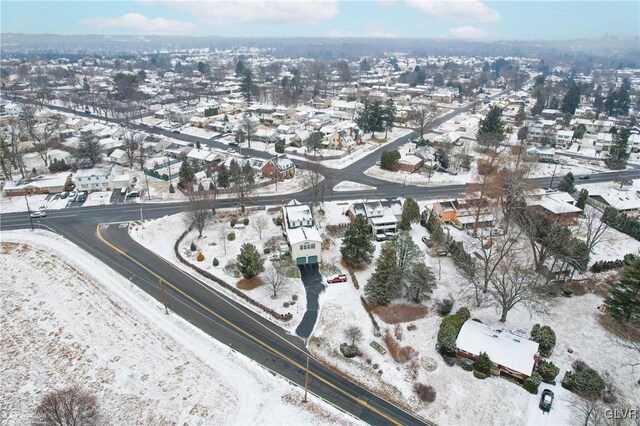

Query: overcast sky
2;1;639;41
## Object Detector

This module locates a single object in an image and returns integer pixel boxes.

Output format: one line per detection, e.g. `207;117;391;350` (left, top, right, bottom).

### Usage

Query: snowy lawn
0;193;50;213
132;209;307;333
0;231;361;425
82;190;112;207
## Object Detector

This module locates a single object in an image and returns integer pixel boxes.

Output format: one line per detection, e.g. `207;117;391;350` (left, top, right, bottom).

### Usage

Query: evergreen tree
216;164;231;188
604;256;640;327
561;81;581;116
605;127;630;170
392;231;422;290
240;69;256;102
74;133;101;167
576;189;589;210
573;123;587;139
404;262;436;303
380;149;401;171
399;197;420;230
236;243;265;280
178;160;195;187
556;172;576;193
383;98;396;139
514;105;526;127
476;105;505;149
364;244;400;305
359;59;371;72
305;131;324;156
235;59;245;76
357;100;385;137
341;215;375;268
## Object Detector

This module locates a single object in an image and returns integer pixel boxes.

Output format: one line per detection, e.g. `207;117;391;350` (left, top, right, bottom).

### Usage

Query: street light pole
549;163;558;189
159;278;168;314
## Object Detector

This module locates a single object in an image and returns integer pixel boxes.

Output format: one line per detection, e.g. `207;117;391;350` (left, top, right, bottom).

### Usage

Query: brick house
261;155;296;182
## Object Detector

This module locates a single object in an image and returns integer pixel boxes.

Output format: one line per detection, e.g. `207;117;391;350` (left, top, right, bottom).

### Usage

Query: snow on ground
22;149;71;173
0;230;361;426
365;164;474;187
333;181;377;192
131;209;307;333
82;190;112;207
0;193;50;213
180;125;220;140
307;201;640;425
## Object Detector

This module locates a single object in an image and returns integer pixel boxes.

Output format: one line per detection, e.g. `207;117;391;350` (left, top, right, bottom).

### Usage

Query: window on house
300;242;316;250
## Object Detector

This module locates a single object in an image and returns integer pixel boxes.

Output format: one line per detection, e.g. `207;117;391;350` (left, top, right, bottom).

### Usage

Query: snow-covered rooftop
456;320;539;377
286;226;321;245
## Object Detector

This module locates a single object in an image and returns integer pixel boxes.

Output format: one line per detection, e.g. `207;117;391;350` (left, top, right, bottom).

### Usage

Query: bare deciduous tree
184;189;214;238
263;266;288;298
20;104;62;167
408;102;439;140
581;207;609;255
488;254;541;322
34;386;99;426
241;114;257;148
251;216;268;240
218;230;228;255
344;325;363;347
301;162;324;205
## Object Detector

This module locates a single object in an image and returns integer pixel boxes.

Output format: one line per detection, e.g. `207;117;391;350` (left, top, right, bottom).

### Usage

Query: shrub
340;343;357;358
291;294;298;301
537;360;559;382
383;332;417;363
442;355;457;367
243;218;249;226
523;372;542;394
413;383;437;403
473;370;488;380
169;183;175;193
230;218;238;227
590;254;636;273
474;352;492;374
275;139;285;154
212;258;219;267
272;216;282;227
572;360;589;372
196;252;205;261
460;359;474;371
437;308;469;356
190;241;197;251
227;232;235;241
283;302;290;308
530;324;556;356
437;299;454;316
562;367;605;397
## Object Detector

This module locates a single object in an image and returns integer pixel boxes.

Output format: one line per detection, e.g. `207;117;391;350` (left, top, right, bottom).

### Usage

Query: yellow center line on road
95;224;405;426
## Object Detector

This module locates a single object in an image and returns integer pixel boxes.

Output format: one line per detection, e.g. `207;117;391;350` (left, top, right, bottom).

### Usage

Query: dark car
228;142;239;147
59;191;69;199
172;129;181;134
326;274;348;284
579;175;591;180
539;389;554;412
77;191;88;202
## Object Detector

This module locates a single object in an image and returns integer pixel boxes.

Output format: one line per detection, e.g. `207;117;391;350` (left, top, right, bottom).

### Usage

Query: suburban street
4;87;640;426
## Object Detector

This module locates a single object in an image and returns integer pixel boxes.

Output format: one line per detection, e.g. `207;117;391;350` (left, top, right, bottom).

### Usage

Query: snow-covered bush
562;364;605;398
537;360;559;382
190;241;197;251
340;343;357;358
437;298;454;316
413;383;436;402
227;232;236;241
523;372;542;394
473;352;492;374
530;324;556;356
196;253;205;262
212;258;219;267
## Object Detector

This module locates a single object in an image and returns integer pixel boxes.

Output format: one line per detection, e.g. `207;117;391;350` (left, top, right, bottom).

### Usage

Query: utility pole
549;162;558;189
24;195;34;231
159;278;168;314
140;207;144;228
303;356;310;403
144;171;151;200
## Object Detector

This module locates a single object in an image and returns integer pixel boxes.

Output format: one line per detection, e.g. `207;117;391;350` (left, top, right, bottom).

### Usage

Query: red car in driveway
326;274;348;284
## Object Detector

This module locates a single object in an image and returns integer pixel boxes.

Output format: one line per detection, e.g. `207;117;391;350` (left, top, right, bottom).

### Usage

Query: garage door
296;256;306;265
307;255;318;264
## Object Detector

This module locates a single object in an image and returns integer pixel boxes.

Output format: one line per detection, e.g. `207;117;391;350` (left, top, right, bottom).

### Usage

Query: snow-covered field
0;230;360;425
131;209;307;333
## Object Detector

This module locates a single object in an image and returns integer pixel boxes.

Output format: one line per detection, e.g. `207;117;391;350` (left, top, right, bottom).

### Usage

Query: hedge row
360;296;380;333
590;253;637;273
602;207;640;242
437;307;471;356
174;228;292;322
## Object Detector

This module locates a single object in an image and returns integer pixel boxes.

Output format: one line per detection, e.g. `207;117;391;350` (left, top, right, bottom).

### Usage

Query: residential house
396;154;423;173
209;120;233;133
262;155;296;181
281;200;322;265
555;130;574;147
2;173;71;196
347;199;403;240
74;166;114;192
586;187;640;218
432;197;494;229
108;148;129;166
455;320;540;380
525;190;582;224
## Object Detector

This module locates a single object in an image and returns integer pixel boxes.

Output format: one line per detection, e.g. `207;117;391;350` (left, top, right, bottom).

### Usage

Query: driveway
295;263;325;339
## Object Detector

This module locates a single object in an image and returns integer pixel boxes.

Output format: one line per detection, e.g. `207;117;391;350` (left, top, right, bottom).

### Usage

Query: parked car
68;191;78;202
120;187;128;195
579;175;590;180
228;142;239;147
539;389;554;412
227;148;236;154
421;236;431;246
77;191;88;202
59;191;69;199
127;191;140;198
172;129;181;134
326;274;348;284
30;210;46;218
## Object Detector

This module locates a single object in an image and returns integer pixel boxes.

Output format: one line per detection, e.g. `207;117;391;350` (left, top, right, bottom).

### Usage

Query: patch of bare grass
237;276;263;290
370;303;428;324
383;332;417;363
597;314;640;343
